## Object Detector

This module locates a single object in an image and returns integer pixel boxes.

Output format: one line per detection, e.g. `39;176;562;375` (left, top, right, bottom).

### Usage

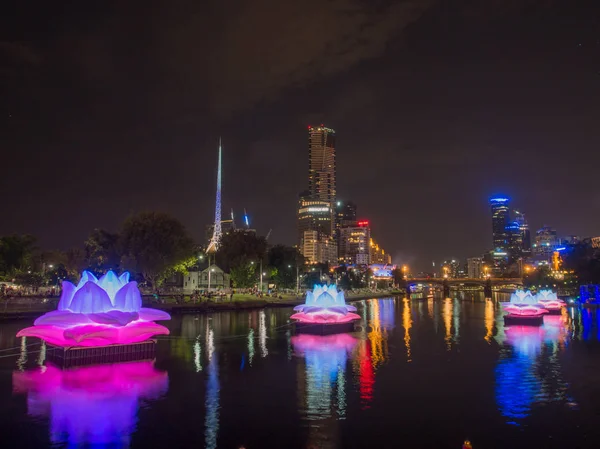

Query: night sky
1;0;599;271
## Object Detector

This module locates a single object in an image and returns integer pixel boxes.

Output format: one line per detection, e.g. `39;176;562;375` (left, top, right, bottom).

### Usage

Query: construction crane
265;229;272;241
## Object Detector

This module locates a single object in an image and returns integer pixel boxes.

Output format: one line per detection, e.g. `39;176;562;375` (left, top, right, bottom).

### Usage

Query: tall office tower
335;200;357;228
297;191;333;250
505;221;524;258
513;210;531;256
338;221;371;265
490;197;510;250
308;125;336;203
297;125;336;261
335;200;358;255
533;226;559;261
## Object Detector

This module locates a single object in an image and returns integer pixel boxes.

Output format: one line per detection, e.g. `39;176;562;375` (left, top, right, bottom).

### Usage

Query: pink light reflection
13;361;168;446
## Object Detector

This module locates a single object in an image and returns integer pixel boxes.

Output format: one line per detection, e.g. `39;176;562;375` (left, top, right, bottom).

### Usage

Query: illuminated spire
207;138;222;253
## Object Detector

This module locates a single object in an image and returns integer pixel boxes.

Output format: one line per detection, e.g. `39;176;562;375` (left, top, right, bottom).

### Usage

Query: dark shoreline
0;290;405;320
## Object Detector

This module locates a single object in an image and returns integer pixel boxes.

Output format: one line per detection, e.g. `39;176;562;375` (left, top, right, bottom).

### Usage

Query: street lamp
208;268;215;291
260;271;266;292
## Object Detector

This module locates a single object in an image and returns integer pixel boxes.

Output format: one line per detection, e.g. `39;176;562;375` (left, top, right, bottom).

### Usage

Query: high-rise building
297;125;337;262
467;257;483;278
490;197;510;250
297;192;333;250
302;230;337;264
441;259;461;278
369;238;392;264
335;200;357;229
533;226;558;260
308;125;336;207
339;221;371;265
505;221;523;258
513;210;531;256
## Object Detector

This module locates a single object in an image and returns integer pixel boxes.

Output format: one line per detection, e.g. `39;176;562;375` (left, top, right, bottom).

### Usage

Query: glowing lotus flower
291;285;360;324
17;271;170;346
535;289;565;312
503;289;547;319
510;290;537;305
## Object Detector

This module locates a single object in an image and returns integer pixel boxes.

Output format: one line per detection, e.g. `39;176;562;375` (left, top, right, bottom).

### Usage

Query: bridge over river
407;277;523;295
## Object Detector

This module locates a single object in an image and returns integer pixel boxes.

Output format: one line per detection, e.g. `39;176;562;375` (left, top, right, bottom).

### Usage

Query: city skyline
2;1;599;272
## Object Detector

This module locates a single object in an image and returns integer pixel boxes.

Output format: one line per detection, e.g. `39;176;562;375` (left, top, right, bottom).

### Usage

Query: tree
335;265;352;290
230;261;257;288
268;245;304;289
215;231;268;273
119;212;196;289
392;267;405;288
0;234;37;276
13;271;44;289
523;265;554;288
563;242;600;284
84;228;121;273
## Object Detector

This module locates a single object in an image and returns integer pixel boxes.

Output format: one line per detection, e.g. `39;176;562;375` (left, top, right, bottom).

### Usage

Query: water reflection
205;352;219;449
484;299;495;343
495;314;573;426
12;361;168;447
205;321;220;449
443;298;452;350
402;298;412;362
293;333;357;420
293;333;357;448
259;310;268;358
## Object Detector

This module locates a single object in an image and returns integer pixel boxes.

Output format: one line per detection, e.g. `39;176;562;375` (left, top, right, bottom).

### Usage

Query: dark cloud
1;0;599;271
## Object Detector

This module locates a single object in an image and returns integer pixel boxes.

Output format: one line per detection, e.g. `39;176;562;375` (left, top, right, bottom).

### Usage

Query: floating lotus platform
294;321;356;335
46;340;157;368
17;270;170;366
503;314;544;326
291;285;360;335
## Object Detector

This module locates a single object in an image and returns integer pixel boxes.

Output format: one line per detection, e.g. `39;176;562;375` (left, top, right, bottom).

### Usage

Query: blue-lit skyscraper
490;197;510;250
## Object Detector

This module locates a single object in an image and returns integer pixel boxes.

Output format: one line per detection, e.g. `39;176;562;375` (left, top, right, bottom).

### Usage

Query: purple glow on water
12;361;168;446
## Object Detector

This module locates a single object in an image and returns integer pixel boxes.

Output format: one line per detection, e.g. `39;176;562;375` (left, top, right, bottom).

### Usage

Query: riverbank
156;289;404;315
0;289;405;320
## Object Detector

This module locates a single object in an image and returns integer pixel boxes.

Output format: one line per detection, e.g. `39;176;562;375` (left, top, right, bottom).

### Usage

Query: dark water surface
1;294;600;449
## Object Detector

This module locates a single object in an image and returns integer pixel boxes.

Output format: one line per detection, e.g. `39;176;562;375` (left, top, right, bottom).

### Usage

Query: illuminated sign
370;264;397;278
357;220;369;227
307;207;330;212
490;197;509;203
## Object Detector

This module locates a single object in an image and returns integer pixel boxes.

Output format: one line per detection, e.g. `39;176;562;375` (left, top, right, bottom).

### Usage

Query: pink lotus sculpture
503;290;547;320
291;285;360;324
17;270;170;346
535;289;566;312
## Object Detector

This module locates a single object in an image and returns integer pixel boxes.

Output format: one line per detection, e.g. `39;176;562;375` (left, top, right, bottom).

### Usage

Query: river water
0;293;599;448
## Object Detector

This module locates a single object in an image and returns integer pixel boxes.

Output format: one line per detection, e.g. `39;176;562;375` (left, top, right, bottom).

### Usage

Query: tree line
0;211;311;291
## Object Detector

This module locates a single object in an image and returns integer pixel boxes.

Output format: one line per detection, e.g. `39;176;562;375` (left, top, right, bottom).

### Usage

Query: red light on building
307;125;312;129
358;220;369;227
